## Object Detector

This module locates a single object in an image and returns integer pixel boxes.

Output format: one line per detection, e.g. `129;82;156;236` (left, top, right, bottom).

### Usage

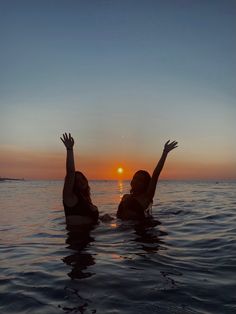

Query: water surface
0;180;236;313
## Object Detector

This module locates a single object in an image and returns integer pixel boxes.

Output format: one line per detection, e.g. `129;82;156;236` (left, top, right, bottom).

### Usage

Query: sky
1;0;236;180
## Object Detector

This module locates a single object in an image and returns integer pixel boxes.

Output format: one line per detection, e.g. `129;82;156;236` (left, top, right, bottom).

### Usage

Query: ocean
0;179;235;314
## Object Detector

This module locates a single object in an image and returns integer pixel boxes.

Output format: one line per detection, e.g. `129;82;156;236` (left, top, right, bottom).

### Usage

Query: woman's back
117;194;146;220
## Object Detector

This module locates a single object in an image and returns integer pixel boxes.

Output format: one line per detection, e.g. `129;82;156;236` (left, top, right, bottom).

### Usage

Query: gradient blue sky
1;0;236;179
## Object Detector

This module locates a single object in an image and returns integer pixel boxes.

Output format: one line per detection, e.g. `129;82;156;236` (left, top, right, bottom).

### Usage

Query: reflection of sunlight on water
111;253;124;260
118;180;124;200
110;222;117;228
98;252;125;261
118;180;123;193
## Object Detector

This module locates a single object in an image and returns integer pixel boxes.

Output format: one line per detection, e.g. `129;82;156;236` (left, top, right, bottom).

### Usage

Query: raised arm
60;133;75;174
146;140;178;201
60;133;76;202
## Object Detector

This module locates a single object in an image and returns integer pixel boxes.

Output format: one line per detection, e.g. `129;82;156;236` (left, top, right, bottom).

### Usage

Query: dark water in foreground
0;180;236;314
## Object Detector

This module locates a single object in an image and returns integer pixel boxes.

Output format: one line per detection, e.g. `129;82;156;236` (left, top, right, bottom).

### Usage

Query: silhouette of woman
117;140;178;220
61;133;99;226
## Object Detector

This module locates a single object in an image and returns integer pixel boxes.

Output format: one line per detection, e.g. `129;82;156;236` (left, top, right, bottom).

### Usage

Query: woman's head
73;171;91;201
130;170;151;195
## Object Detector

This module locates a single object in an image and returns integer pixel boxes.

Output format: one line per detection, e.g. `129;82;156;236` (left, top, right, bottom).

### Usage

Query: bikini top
117;195;146;220
63;196;98;222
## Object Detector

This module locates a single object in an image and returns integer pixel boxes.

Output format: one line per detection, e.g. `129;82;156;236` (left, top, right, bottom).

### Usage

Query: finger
60;137;65;144
70;134;74;143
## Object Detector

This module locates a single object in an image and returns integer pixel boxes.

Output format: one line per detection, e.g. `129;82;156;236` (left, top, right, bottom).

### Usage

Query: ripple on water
1;180;236;314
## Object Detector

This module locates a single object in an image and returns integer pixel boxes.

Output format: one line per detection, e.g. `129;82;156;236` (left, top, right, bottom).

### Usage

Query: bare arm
60;133;76;203
146;140;178;201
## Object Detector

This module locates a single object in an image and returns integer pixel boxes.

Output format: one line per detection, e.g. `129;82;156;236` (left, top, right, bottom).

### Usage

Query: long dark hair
130;170;151;195
73;171;92;204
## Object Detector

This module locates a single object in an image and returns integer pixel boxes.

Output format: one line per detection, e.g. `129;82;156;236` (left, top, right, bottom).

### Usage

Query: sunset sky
1;0;236;180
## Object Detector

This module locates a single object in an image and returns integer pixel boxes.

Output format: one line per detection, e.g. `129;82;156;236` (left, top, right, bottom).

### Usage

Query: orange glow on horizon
1;147;236;180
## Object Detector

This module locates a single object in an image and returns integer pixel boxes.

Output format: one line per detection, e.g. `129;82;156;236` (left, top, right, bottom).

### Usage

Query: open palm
60;133;74;150
164;140;178;153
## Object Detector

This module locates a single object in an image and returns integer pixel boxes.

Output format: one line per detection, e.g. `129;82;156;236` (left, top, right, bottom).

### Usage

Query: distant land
0;177;25;181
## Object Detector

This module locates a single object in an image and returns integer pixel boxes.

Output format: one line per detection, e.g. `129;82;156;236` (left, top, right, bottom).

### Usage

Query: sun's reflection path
118;180;124;201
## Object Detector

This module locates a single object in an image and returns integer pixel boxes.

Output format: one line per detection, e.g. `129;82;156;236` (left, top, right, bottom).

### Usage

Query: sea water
0;180;235;314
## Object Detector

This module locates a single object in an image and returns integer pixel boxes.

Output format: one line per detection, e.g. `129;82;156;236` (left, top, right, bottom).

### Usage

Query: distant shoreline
0;178;235;182
0;177;25;182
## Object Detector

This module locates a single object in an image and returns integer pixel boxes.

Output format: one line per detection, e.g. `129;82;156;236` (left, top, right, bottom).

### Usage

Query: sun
117;167;124;174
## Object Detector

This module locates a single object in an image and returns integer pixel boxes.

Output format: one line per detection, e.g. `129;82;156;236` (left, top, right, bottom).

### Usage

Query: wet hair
130;170;151;195
73;171;91;203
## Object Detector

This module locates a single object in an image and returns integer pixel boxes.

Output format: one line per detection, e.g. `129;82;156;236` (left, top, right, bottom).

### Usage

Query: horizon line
1;177;236;182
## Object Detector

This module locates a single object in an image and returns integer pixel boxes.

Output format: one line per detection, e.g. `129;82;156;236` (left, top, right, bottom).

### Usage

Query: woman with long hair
61;133;99;226
117;140;178;220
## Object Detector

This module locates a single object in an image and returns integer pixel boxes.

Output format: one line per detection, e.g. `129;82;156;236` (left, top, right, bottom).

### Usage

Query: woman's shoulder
121;194;131;201
121;194;150;205
90;204;99;212
135;194;152;209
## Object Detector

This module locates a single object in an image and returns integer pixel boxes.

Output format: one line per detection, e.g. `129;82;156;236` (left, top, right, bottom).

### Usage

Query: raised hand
163;140;178;153
60;133;74;150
